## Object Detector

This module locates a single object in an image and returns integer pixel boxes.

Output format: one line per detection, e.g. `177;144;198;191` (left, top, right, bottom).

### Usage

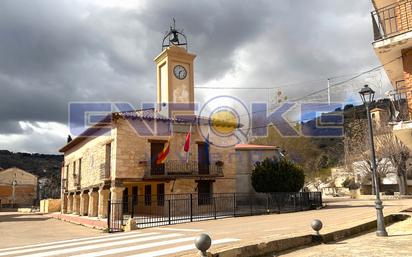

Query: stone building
370;0;412;193
58;27;256;219
0;167;38;207
235;144;279;194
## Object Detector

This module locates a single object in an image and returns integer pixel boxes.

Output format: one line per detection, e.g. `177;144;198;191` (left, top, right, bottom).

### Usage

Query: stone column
88;190;99;217
79;191;89;216
67;194;73;213
98;188;110;219
110;187;125;222
73;193;80;215
61;194;68;214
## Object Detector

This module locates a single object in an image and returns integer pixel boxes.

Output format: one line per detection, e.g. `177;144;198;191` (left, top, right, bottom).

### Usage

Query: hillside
0;150;63;178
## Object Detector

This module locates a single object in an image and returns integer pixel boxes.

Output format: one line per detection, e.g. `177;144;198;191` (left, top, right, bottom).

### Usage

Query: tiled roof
59;109;241;153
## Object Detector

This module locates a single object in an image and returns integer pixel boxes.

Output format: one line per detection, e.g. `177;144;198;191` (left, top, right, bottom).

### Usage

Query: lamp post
359;85;388;237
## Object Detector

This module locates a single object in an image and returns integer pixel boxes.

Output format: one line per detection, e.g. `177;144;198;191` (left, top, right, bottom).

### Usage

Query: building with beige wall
235;144;279;194
0;167;37;207
58;27;264;221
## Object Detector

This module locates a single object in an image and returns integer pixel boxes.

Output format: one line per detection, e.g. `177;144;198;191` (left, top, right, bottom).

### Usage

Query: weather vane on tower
162;18;188;50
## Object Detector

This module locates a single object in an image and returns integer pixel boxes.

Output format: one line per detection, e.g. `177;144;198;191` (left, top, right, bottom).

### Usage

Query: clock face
173;65;187;80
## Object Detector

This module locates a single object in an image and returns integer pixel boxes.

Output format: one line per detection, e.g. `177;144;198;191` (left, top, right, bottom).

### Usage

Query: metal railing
372;0;412;41
107;192;322;231
100;163;110;180
143;160;224;178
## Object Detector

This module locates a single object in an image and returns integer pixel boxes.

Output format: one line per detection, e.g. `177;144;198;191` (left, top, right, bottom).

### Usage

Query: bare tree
344;120;394;194
375;126;409;195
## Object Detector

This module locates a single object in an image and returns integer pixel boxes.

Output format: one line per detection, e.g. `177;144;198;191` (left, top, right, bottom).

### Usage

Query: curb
45;213;107;231
210;213;410;257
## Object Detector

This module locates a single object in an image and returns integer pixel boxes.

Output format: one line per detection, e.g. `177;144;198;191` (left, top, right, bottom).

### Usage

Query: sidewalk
163;198;412;256
280;215;412;257
46;212;107;230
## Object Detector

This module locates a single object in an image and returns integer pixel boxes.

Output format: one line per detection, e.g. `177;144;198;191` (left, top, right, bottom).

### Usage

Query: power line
195;73;363;91
233;55;402;120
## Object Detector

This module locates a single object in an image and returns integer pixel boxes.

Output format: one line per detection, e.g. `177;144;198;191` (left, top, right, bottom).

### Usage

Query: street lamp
359;85;388;237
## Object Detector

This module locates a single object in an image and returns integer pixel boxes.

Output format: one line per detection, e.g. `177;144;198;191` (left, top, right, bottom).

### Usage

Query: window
105;143;111;178
64;165;69;189
145;185;152;206
157;184;165;206
123;188;129;213
150;142;165;175
197;143;210;175
132;186;138;208
78;158;82;185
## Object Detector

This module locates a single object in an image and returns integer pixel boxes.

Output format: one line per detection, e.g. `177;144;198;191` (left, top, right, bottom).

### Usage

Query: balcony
100;163;110;180
372;0;412;41
144;160;223;179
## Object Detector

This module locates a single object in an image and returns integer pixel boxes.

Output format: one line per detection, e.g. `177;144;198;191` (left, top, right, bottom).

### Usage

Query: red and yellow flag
156;141;170;164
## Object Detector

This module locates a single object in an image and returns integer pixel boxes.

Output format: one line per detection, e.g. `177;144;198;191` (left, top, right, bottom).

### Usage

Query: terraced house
59;26;241;224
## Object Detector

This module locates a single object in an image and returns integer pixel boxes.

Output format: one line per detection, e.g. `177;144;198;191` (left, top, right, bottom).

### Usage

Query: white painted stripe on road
19;233;183;257
154;228;203;232
0;232;160;256
126;238;241;257
0;231;143;253
70;237;196;257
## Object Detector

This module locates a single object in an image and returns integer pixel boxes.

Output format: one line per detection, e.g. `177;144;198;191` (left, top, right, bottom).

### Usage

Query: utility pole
327;78;331;105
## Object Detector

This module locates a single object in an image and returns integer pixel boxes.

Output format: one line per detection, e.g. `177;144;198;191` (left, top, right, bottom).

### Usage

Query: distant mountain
0;150;63;178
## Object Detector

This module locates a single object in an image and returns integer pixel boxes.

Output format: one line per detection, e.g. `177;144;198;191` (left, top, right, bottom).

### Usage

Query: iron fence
107;192;322;232
107;200;123;233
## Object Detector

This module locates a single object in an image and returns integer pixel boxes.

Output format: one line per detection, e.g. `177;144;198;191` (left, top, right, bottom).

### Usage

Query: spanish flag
156;140;170;164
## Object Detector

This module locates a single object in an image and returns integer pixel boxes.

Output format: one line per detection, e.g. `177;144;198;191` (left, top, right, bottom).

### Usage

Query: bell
170;31;179;44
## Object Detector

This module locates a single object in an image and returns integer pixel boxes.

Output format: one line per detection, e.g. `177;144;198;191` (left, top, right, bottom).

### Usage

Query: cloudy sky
0;0;388;154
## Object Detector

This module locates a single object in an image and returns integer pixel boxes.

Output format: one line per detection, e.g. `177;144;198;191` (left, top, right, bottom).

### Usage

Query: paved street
0;199;411;256
279;212;412;257
0;212;101;248
0;228;239;257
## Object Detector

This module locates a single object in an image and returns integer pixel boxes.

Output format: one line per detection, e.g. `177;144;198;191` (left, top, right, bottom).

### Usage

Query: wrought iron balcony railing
100;163;110;180
372;0;412;41
144;160;223;178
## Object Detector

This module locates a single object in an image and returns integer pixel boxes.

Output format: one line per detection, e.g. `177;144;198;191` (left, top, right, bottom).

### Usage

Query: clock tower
154;21;196;118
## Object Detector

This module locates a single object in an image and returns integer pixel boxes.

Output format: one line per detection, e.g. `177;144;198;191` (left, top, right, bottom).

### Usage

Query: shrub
251;157;305;192
342;177;359;190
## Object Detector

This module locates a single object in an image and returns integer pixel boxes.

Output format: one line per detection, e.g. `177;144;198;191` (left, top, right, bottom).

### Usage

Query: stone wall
40;199;61;213
62;117;239;208
114;119;237;194
63;128;117;191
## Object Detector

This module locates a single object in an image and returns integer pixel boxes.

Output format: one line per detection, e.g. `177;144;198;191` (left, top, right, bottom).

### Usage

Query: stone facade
60;116;238;219
0;167;37;207
40;199;61;213
58;43;271;226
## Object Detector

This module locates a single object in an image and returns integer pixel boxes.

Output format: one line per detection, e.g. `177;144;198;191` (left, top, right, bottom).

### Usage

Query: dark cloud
0;0;381;153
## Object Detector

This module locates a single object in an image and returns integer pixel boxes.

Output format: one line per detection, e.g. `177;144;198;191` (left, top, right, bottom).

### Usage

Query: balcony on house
99;163;110;180
372;0;412;41
144;160;223;179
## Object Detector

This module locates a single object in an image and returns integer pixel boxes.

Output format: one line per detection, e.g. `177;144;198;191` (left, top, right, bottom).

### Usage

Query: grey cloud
0;0;380;153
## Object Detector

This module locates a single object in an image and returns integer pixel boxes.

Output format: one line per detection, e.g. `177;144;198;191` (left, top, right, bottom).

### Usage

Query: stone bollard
311;219;323;235
311;219;323;243
195;233;212;257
